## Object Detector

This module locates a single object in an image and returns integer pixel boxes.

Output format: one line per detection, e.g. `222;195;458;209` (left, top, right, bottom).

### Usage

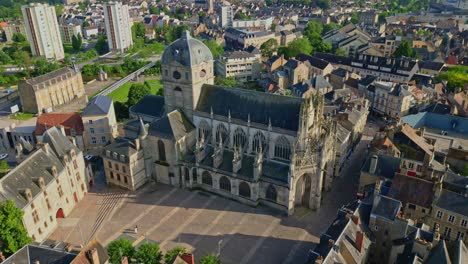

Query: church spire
138;117;147;138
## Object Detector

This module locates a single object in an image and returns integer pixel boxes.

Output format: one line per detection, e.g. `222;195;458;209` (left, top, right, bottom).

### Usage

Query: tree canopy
260;38;279;57
393;40;416;58
200;254;222;264
128;83;151;106
0;200;32;256
215;76;238;87
164;246;186;264
107;238;135;264
71;33;83;51
436;66;468;92
278;38;312;59
136;242;162;264
203;40;224;58
95;36;109;55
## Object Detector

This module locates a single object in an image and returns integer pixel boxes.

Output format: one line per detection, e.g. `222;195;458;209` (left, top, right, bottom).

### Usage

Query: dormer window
113;152;118;159
106;150;111;157
20;188;33;202
120;154;126;162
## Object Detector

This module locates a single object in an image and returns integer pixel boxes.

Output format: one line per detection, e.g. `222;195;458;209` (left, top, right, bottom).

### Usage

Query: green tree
334;48;347;56
54;4;63;16
164;246;186;264
165;25;189;44
0;200;32;256
393;40;415;58
323;23;339;35
280;38;312;59
128;83;151;106
12;32;26;43
72;33;83;51
136;242;162;264
82;21;90;28
214;76;238;87
0;160;9;176
1;31;6;42
95;36;109;55
435;65;468;92
12;50;32;76
150;6;160;14
316;0;331;9
304;20;323;37
234;12;250;20
33;59;61;76
107;238;135;264
200;254;221;264
0;51;13;64
270;23;277;32
204;40;224;58
260;38;279;57
350;13;360;24
132;22;146;39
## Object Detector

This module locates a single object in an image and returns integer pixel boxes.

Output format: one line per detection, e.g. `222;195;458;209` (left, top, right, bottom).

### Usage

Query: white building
59;23;82;43
103;1;133;52
219;4;233;28
215;51;261;82
21;3;64;60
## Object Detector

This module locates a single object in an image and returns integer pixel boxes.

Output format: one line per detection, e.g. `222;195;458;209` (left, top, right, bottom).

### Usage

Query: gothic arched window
215;123;228;144
252;131;267;154
202;171;212;186
233;127;247;150
158;140;166;161
274;136;291;160
198;120;211;140
219;176;231;192
174;87;183;108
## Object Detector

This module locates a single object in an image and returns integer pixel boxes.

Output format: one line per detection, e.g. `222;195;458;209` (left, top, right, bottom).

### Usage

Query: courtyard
48;129;376;264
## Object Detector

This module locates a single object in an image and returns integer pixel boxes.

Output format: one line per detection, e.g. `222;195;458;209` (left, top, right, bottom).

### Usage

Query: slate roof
82;95;113;116
223;50;256;59
71;239;108;264
23;67;78;87
434;189;468;217
103;138;138;158
195;84;303;131
129;95;165;119
443;170;468;195
387;174;435;208
42;126;80;158
2;244;77;264
161;31;213;66
426;240;452;264
420;61;445;71
148;110;195;140
331;68;348;78
361;154;401;180
399;124;434;156
296;54;330;70
35;113;84;135
401;112;468;135
372;195;402;221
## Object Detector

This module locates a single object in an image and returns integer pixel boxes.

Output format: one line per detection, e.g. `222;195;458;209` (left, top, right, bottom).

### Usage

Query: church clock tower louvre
160;30;215;120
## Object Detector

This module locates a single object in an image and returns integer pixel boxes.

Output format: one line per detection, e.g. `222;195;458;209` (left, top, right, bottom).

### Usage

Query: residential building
371;36;401;57
81;95;118;150
290;75;333;97
3;21;26;42
21;3;64;60
103;1;133;52
359;154;401;193
35;113;85;150
0;118;37;152
232;17;273;31
265;54;287;73
283;59;309;88
296;54;334;77
59;23;82;43
219;4;233;28
215;51;261;82
224;27;276;49
372;82;413;118
18;66;86;114
359;11;379;26
0;127;88;242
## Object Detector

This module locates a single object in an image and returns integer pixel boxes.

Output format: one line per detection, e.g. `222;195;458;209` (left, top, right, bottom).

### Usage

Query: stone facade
0;127;87;242
18;66;86;114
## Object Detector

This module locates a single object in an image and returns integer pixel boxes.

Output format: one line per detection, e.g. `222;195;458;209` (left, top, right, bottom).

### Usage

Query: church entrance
295;173;312;208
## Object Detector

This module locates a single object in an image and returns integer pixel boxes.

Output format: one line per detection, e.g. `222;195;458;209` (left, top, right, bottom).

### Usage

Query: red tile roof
180;253;195;264
35;113;84;136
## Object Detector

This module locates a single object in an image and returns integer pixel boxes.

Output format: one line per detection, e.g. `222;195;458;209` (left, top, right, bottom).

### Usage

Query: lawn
10;112;35;120
107;79;163;104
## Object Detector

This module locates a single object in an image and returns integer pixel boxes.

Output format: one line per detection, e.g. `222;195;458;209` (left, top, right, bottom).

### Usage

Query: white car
0;153;8;160
84;154;93;161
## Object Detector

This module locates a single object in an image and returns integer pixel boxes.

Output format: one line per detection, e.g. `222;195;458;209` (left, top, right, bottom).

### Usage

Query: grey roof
426;240;451;264
0;127;76;208
388;174;435;209
23;67;78;87
372;195;402;221
129;95;165;119
195;84;303;131
434;189;468;217
361;154;401;180
420;61;445;71
3;244;77;264
149;110;195;140
82;95;113;116
223;50;256;59
443;170;468;195
161;30;213;66
103;138;138;158
296;54;330;70
331;68;348;78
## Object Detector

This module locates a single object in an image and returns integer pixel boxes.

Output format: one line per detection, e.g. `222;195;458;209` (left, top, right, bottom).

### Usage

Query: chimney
315;255;323;264
355;231;364;253
134;138;141;150
369;155;378;174
59;125;66;136
351;215;360;225
85;248;100;264
121;256;128;264
69;137;77;147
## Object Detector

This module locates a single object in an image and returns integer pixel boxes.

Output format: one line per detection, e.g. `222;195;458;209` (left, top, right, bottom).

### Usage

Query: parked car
84;154;93;161
0;153;8;160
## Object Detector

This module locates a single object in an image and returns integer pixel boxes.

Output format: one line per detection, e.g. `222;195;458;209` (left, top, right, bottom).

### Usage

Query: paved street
49;122;378;264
